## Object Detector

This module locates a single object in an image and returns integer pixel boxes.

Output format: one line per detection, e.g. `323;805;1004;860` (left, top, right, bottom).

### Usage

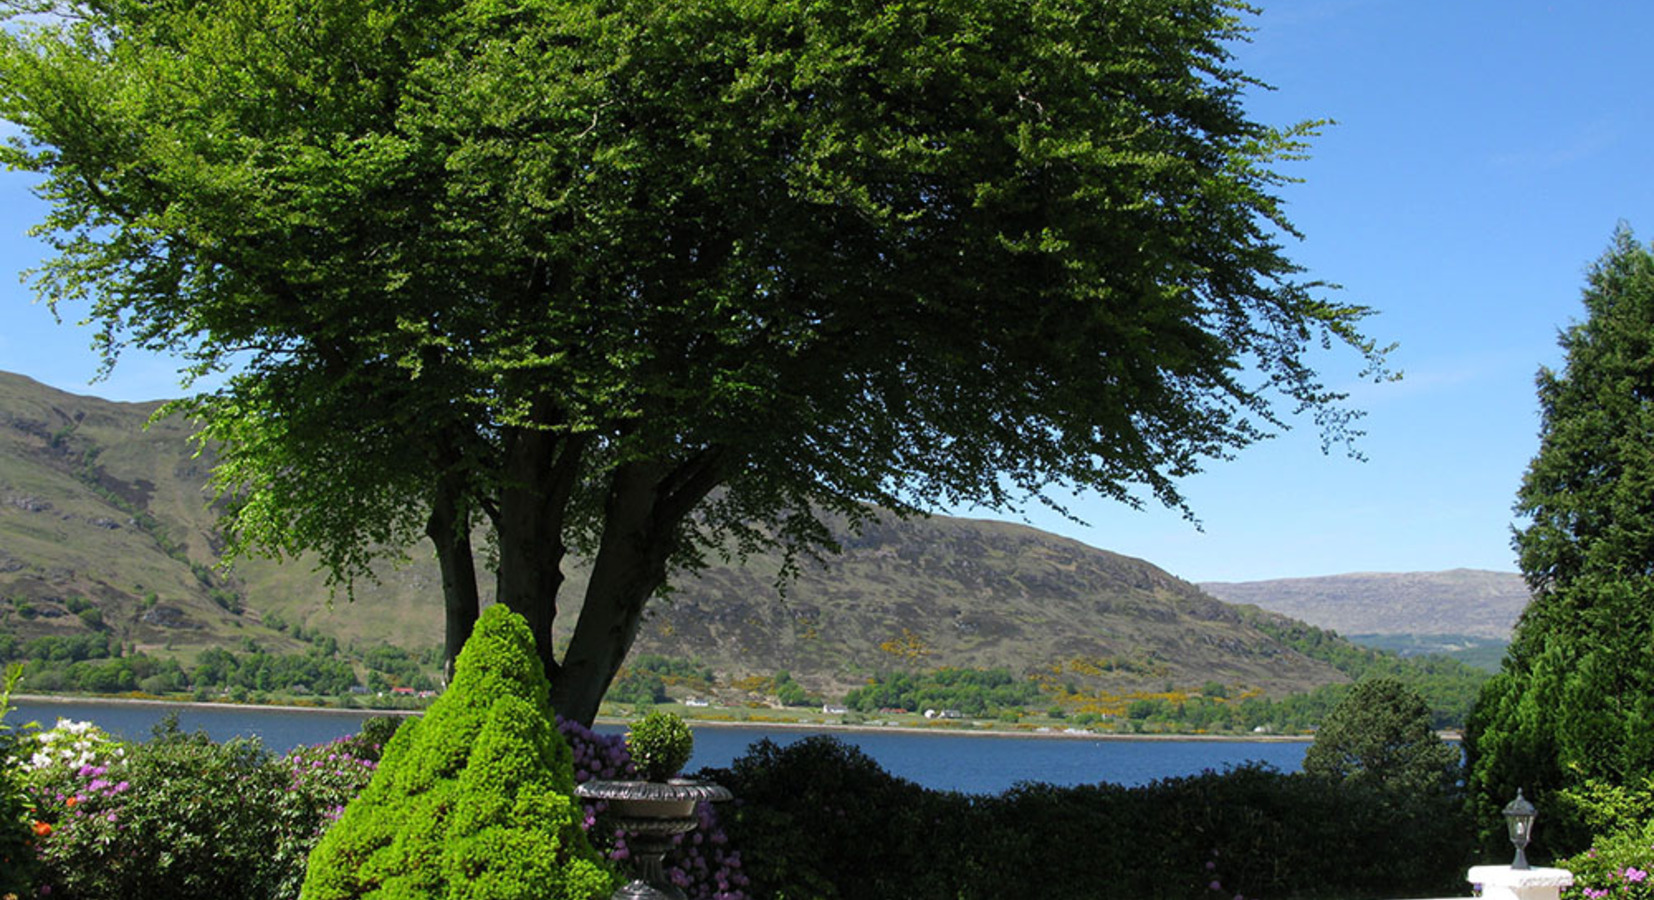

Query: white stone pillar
1467;865;1574;900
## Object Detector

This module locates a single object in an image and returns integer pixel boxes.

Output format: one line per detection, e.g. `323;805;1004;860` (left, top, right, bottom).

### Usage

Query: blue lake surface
7;699;1307;795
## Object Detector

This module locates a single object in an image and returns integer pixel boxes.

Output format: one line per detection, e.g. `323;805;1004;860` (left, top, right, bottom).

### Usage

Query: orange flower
64;796;78;808
31;821;51;838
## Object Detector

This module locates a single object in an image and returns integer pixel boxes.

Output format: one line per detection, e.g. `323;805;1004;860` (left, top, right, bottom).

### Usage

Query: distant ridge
1199;569;1529;640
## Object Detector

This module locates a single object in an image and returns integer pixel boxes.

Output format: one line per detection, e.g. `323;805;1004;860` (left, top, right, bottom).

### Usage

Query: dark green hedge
707;736;1472;900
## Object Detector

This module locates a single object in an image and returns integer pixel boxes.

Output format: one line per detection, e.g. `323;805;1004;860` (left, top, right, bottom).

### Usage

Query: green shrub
626;711;694;781
714;736;1472;900
1554;777;1654;899
20;712;383;900
710;735;972;900
32;722;289;900
270;739;382;899
0;665;40;898
991;766;1468;899
342;714;408;762
301;604;615;900
1560;830;1654;899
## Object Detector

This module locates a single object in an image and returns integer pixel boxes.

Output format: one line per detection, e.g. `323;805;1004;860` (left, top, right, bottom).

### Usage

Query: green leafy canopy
0;0;1390;721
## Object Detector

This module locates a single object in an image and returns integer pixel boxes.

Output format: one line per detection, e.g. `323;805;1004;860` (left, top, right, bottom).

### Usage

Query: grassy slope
1344;633;1510;672
0;372;288;657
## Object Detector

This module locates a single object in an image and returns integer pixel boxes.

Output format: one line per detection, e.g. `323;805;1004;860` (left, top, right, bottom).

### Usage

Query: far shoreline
9;692;1319;743
12;692;422;718
683;715;1315;743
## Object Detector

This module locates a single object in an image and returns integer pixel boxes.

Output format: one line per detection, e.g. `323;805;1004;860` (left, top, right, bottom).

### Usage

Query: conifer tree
301;604;615;900
1303;677;1458;796
1466;228;1654;856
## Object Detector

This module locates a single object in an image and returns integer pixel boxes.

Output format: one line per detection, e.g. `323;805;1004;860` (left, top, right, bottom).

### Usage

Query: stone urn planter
575;778;732;900
576;711;731;900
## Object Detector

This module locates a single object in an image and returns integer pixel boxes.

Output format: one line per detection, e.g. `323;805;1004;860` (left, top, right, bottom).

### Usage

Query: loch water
7;698;1307;795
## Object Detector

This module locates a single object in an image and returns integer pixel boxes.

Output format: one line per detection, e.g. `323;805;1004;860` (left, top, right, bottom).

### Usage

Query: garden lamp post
1503;789;1537;871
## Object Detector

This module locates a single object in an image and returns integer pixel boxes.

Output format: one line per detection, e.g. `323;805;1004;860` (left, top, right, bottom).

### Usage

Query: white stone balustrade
1467;865;1574;900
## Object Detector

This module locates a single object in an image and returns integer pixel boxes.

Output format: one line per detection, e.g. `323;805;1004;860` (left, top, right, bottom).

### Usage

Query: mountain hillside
1199;569;1530;641
618;514;1346;699
1;370;1352;700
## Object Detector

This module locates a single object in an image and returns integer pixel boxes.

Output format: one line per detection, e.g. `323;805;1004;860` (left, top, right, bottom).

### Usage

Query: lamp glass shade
1502;790;1537;842
1502;789;1537;869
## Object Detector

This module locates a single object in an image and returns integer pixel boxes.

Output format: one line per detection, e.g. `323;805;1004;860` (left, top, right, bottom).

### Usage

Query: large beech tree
1466;228;1654;855
0;0;1384;724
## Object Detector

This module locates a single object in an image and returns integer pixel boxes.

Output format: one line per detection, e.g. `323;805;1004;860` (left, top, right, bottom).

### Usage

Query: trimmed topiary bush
626;711;694;781
300;604;616;900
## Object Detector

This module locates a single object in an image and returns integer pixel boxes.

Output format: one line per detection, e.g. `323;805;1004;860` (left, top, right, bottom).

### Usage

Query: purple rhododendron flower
556;716;746;900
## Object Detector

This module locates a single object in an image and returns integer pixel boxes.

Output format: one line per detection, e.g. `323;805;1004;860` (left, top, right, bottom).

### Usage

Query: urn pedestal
575;779;732;900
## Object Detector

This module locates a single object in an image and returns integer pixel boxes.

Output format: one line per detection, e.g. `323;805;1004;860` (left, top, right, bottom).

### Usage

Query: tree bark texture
551;450;730;725
426;479;480;686
494;423;579;682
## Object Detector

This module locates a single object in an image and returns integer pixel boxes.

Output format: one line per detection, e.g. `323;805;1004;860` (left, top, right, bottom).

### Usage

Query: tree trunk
553;462;675;724
495;423;587;685
426;481;479;685
552;449;730;725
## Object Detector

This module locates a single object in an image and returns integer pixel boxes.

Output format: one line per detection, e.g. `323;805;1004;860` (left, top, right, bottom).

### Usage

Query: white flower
26;719;125;774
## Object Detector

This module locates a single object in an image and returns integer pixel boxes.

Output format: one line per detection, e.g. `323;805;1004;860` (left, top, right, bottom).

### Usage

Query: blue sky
2;1;1650;582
